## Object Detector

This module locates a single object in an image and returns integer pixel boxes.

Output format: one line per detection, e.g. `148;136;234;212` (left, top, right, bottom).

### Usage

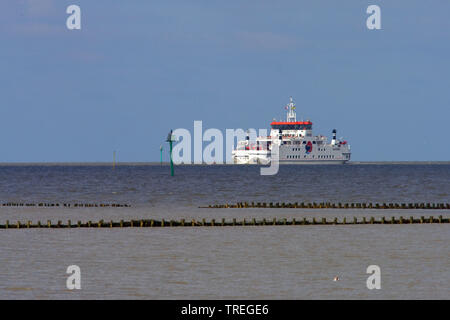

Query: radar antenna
286;96;296;122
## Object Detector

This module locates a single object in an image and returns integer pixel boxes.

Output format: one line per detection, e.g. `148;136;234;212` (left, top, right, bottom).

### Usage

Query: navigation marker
166;130;176;176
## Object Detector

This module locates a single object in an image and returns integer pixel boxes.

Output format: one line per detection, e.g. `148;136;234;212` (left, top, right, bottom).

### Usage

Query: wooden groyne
1;215;449;229
202;202;450;210
1;203;130;208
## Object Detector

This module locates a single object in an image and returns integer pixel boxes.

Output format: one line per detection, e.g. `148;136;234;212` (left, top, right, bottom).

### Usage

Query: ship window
313;141;316;144
302;141;306;144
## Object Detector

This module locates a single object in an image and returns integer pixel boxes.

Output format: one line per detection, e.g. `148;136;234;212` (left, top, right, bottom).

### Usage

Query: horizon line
0;161;449;166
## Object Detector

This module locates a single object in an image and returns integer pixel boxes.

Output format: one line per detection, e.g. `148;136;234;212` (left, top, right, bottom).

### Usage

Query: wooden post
232;218;236;226
181;219;185;227
77;221;81;228
322;218;326;225
120;220;124;227
161;219;165;227
17;221;20;229
5;220;8;229
221;218;225;226
391;216;395;224
362;217;366;224
140;220;144;227
409;216;413;224
353;217;357;224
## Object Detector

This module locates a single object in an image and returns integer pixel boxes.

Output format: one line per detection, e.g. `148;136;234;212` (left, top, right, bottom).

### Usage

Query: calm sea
0;163;449;299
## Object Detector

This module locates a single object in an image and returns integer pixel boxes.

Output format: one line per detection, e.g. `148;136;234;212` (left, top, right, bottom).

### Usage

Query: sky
0;0;449;162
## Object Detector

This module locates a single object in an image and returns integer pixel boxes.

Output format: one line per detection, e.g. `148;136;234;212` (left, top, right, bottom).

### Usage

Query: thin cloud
25;0;57;17
1;0;62;37
236;31;299;50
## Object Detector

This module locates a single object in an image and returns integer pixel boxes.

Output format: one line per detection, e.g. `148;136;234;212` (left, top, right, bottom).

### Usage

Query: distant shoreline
0;161;449;166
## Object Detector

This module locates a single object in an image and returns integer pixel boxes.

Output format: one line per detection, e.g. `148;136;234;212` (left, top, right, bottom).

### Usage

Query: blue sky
1;0;449;162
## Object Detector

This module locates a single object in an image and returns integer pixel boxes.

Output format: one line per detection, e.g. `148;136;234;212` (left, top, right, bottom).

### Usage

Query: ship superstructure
231;97;351;164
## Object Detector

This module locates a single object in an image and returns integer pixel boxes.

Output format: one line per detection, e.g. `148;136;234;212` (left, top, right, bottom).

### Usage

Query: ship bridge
270;97;312;132
270;121;312;131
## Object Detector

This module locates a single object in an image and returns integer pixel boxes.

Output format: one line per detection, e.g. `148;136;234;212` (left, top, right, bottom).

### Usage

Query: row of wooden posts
1;203;130;208
1;215;448;229
204;202;450;210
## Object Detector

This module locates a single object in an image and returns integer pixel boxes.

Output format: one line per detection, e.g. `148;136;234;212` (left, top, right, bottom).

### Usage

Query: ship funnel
331;129;337;145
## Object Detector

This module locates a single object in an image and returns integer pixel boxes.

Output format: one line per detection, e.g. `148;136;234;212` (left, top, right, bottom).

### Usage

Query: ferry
231;97;351;164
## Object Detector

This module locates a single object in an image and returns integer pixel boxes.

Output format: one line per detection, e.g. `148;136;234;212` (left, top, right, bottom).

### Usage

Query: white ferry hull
279;159;348;165
232;158;348;165
231;97;351;165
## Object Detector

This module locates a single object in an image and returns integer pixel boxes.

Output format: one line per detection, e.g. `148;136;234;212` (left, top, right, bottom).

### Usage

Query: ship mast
286;96;296;122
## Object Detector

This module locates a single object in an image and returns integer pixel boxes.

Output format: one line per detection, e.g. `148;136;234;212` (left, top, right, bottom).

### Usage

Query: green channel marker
166;130;176;176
